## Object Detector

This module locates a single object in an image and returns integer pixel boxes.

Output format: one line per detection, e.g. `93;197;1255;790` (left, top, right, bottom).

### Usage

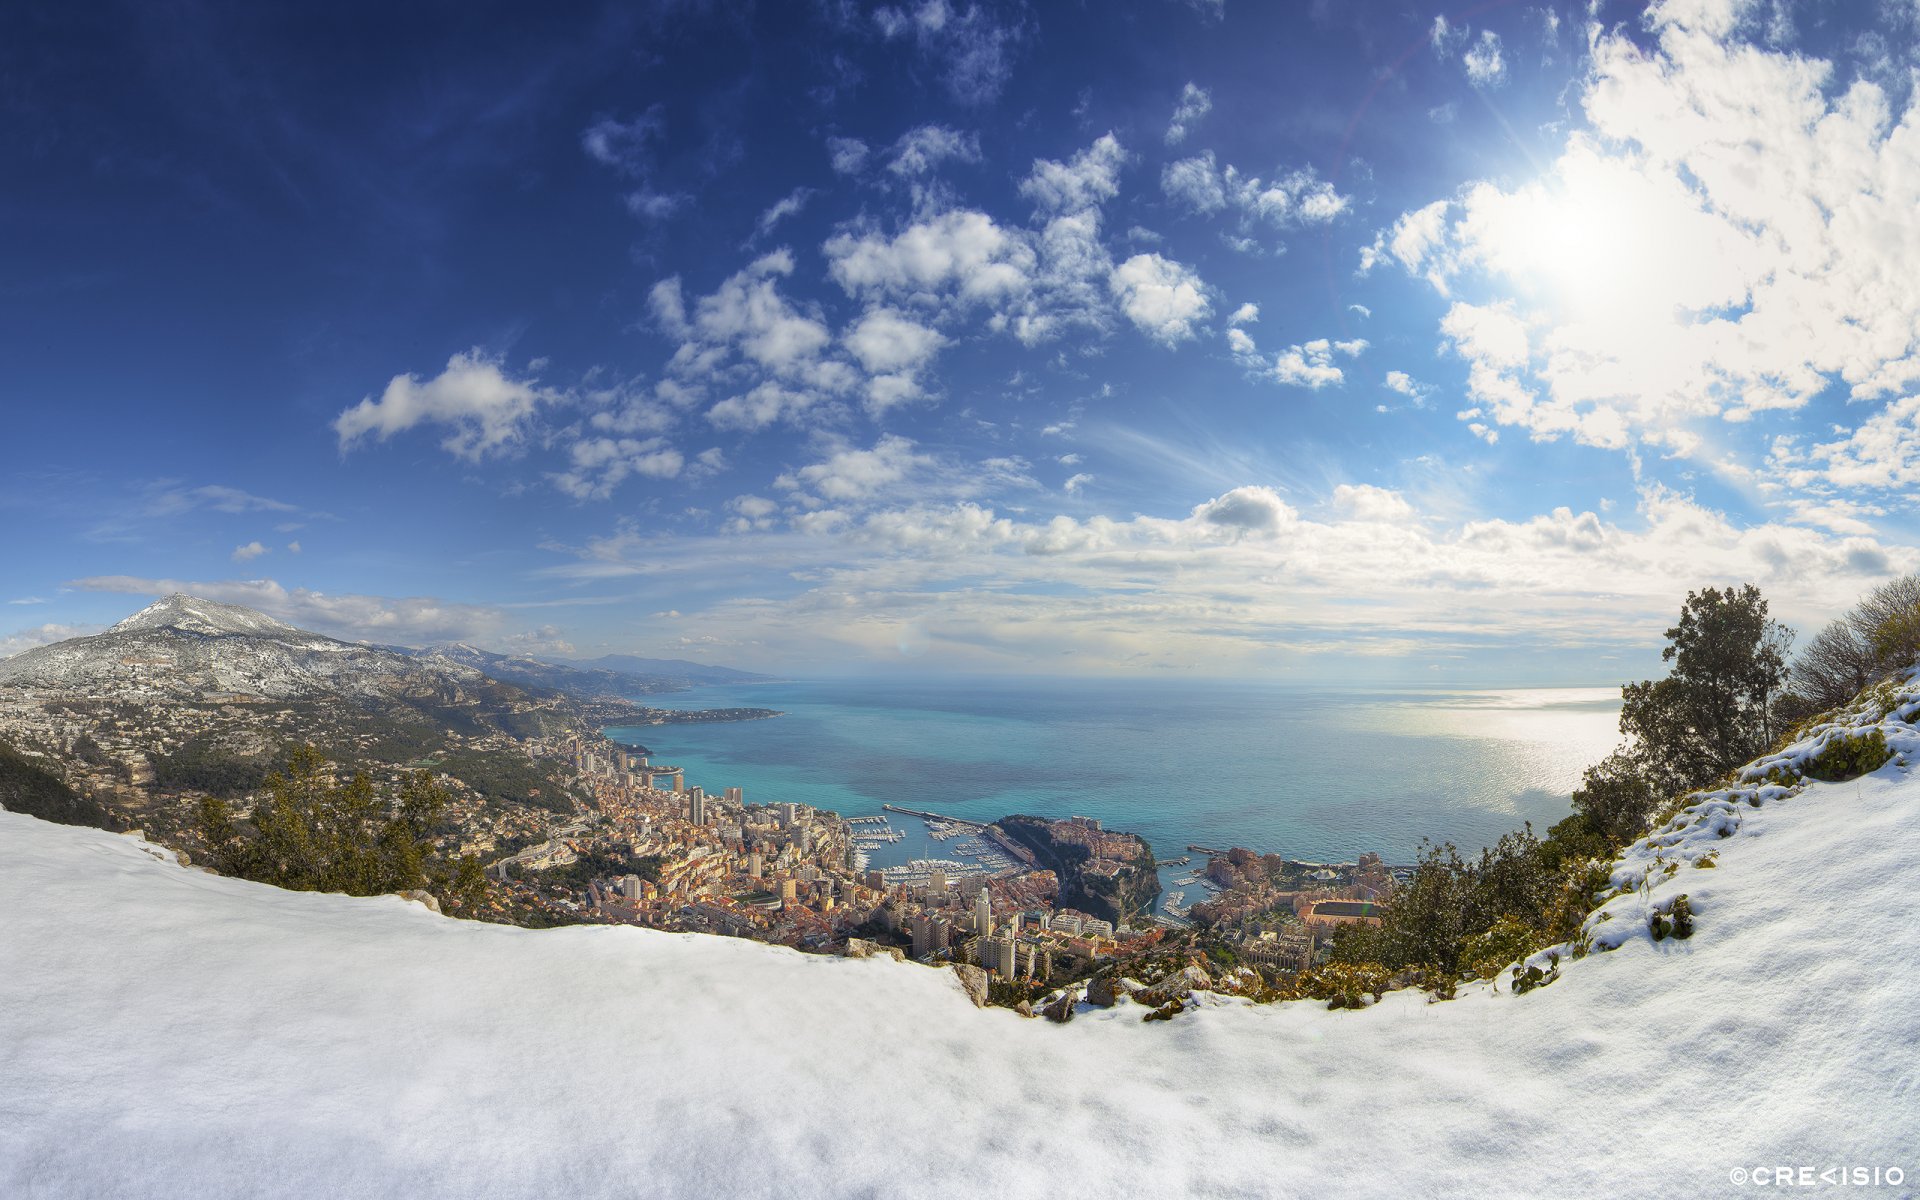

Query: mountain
547;653;774;688
3;674;1915;1196
0;593;521;707
406;643;686;699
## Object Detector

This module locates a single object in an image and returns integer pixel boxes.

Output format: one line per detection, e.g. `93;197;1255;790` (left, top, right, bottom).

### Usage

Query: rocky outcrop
992;815;1160;925
951;963;990;1008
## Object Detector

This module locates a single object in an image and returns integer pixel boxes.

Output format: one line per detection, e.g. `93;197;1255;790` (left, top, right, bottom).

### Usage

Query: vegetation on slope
196;745;489;916
0;740;121;831
1321;576;1920;1007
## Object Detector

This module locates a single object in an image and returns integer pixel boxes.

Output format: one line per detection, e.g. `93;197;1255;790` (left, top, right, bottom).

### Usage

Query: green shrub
1670;894;1694;939
1802;729;1893;782
1511;958;1557;994
1293;962;1391;1009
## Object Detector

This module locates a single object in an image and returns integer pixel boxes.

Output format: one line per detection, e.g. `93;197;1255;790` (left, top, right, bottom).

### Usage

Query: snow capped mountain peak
109;593;304;639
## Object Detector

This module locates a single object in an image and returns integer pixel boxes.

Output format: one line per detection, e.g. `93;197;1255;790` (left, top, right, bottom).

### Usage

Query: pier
1186;844;1227;857
881;804;992;831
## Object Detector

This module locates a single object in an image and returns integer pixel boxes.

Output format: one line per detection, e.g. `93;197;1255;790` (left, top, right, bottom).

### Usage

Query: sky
5;0;1920;684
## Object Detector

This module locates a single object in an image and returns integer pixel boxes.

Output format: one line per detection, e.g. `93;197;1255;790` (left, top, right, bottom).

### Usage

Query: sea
603;677;1625;901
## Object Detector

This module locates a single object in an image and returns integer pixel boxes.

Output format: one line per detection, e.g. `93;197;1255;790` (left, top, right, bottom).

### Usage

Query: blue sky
5;0;1919;682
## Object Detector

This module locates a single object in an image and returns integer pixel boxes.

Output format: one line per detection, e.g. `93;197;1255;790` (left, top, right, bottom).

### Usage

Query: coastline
606;677;1623;922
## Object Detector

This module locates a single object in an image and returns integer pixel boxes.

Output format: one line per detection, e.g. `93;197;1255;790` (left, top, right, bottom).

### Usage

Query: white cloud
753;188;814;240
825;210;1036;309
1384;370;1421;397
1375;3;1920;470
1162;153;1227;213
69;577;518;647
827;137;870;175
1228;303;1259;326
1162;151;1348;229
1165;83;1213;145
1063;472;1093;495
1019;133;1125;215
872;1;1023;105
1464;31;1508;87
548;482;1915;673
581;107;666;176
707;382;820;433
551;437;684;501
843;307;947;374
1267;337;1366;389
664;251;842;396
231;541;268;562
1331;483;1417;523
887;125;981;176
333;350;559;461
142;484;296;518
1109;253;1211;345
1192;485;1296;536
782;434;930;503
286;541;302;554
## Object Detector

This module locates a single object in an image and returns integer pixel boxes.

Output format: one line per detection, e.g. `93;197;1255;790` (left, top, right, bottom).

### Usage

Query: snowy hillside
4;682;1918;1198
0;592;504;704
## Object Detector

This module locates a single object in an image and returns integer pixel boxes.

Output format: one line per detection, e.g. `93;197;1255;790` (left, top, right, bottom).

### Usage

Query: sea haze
607;678;1624;866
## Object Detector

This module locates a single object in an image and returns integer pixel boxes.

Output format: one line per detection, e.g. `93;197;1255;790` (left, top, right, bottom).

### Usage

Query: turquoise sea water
605;677;1624;867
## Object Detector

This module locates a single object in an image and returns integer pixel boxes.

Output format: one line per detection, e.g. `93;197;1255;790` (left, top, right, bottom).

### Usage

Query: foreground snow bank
5;708;1919;1199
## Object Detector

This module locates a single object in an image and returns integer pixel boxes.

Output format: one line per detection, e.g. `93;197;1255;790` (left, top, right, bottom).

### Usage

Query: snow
0;594;488;701
109;593;304;639
5;682;1920;1198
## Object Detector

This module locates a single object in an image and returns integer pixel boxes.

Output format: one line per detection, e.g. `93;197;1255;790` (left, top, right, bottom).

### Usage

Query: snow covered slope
0;592;508;705
4;684;1918;1198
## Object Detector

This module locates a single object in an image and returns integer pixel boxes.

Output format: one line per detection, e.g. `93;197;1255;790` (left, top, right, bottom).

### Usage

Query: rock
1014;1000;1035;1018
1043;987;1080;1023
1143;997;1186;1023
951;963;990;1008
844;938;875;959
397;889;441;914
1087;974;1119;1008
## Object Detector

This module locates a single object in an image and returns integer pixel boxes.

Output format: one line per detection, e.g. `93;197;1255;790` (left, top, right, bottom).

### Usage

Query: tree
1568;749;1665;847
195;745;489;915
1788;619;1878;714
1858;575;1920;674
1620;584;1791;789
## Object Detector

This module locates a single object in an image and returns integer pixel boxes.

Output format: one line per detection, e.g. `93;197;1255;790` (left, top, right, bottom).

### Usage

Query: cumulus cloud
230;541;268;562
333;350;560;461
1164;83;1212;145
1109;253;1211;345
1161;151;1348;237
1366;1;1920;480
843;307;949;415
1261;337;1367;389
1020;133;1126;215
1194;485;1295;536
780;434;930;503
551;437;684;501
537;480;1917;673
0;623;100;659
825;209;1036;309
1331;483;1416;523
